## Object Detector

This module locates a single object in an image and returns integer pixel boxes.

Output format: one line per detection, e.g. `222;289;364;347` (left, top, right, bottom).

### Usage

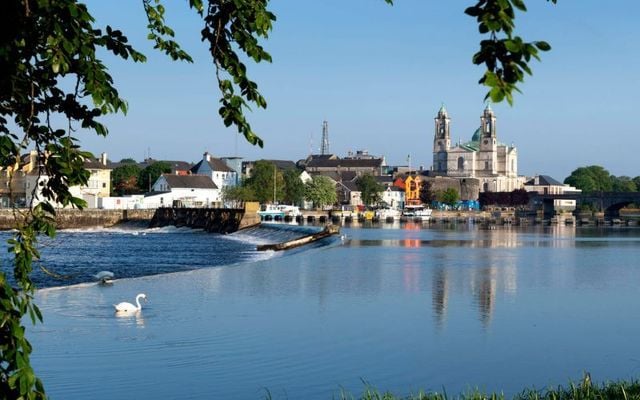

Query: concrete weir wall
0;209;155;230
149;202;260;234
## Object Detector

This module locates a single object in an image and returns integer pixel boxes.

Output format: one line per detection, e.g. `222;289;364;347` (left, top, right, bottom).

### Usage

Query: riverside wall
0;209;155;230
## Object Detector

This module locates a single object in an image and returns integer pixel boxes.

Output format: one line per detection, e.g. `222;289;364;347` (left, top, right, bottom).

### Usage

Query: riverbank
0;208;155;230
340;375;638;399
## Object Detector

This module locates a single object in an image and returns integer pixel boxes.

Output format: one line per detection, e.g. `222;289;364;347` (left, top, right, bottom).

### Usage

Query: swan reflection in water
114;309;146;327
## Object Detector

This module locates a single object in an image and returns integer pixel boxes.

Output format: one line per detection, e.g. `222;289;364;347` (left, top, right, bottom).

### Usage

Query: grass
331;375;640;400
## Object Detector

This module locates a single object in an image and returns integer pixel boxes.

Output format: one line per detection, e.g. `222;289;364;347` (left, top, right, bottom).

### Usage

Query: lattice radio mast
321;120;329;155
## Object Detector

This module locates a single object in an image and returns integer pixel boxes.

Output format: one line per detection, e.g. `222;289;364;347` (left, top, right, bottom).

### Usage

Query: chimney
100;152;108;166
203;152;211;162
29;150;37;172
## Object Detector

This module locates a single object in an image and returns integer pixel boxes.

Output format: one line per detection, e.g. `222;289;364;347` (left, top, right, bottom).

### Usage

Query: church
431;104;524;192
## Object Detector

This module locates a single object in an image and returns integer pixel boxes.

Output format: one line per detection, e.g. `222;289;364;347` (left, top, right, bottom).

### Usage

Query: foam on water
2;223;330;288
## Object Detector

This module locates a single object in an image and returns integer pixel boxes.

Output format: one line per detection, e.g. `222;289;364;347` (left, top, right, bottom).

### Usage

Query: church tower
479;103;497;150
434;104;451;151
432;105;451;174
479;103;497;175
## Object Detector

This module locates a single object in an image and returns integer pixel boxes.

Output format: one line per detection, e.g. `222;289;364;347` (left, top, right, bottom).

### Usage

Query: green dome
471;127;481;142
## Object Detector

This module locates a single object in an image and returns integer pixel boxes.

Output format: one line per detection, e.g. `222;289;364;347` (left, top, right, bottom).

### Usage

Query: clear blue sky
82;1;640;181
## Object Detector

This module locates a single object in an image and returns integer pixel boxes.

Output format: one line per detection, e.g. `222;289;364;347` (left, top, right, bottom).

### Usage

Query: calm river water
16;223;640;399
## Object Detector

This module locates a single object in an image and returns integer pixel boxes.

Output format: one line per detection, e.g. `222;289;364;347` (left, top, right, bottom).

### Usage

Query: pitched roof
308;170;357;182
162;174;218;189
190;157;233;174
525;175;564;186
84;159;111;170
260;159;298;171
306;157;383;169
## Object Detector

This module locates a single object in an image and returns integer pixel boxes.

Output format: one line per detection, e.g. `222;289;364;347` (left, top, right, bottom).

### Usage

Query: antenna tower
321;120;329;155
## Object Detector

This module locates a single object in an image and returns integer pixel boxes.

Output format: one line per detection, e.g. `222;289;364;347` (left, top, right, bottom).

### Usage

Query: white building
524;175;581;195
432;104;524;192
190;152;237;191
380;186;405;210
146;174;220;208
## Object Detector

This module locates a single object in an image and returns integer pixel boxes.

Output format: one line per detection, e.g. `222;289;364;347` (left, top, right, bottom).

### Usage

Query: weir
149;202;261;233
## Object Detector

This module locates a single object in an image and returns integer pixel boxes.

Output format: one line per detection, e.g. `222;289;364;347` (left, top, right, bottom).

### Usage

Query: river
12;222;640;399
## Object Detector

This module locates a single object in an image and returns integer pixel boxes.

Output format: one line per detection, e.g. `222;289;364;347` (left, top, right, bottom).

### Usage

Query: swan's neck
135;295;143;310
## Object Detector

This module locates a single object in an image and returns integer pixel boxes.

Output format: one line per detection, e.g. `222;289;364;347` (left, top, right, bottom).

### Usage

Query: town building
301;152;385;176
524;175;581;195
190;152;237;191
431;104;524;193
146;174;220;208
23;151;112;208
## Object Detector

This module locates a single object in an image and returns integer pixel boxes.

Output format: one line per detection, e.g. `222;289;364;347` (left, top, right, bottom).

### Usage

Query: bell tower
433;104;451;152
432;104;451;174
479;103;497;151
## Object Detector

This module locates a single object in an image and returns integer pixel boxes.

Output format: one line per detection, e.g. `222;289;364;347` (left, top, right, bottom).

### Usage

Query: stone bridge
531;192;640;217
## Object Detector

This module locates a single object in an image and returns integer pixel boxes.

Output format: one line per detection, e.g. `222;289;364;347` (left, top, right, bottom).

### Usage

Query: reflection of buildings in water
402;257;421;293
472;266;496;327
403;239;421;248
404;222;422;231
479;229;521;249
429;237;519;329
547;224;576;248
431;266;448;328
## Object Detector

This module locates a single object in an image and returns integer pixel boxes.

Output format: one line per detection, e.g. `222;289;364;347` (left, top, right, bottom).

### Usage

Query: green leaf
534;41;552;51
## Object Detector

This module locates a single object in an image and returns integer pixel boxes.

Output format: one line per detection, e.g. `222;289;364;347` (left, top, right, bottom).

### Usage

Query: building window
102;182;106;188
485;161;489;170
457;157;464;171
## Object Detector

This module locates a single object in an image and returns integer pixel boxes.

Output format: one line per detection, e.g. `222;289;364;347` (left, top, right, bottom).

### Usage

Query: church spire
434;104;451;142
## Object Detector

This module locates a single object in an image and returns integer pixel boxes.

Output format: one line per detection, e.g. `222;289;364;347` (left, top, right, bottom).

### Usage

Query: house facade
22;152;112;208
190;152;237;190
147;174;220;208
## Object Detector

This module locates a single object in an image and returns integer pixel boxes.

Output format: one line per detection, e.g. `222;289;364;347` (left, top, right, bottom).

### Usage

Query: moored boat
402;205;432;221
375;208;402;221
258;204;302;219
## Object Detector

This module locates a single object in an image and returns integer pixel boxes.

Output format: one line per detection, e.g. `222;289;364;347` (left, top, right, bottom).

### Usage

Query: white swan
114;293;147;312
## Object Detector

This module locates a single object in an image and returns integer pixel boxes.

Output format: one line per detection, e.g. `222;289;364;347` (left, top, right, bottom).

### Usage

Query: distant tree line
564;165;639;193
111;159;172;195
222;160;337;209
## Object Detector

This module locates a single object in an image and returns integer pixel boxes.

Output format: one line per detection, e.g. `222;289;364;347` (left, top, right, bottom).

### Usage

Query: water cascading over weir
148;202;261;233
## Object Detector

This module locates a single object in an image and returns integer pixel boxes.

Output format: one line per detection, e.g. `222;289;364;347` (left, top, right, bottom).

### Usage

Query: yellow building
404;175;422;206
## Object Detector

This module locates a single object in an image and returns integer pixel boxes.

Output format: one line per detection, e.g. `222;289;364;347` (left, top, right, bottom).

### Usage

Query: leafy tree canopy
419;181;437;205
112;164;142;195
305;176;337;209
438;188;460;206
244;160;283;204
222;184;256;207
119;158;138;164
282;168;305;206
355;173;384;206
564;166;613;193
139;161;172;191
611;176;637;193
